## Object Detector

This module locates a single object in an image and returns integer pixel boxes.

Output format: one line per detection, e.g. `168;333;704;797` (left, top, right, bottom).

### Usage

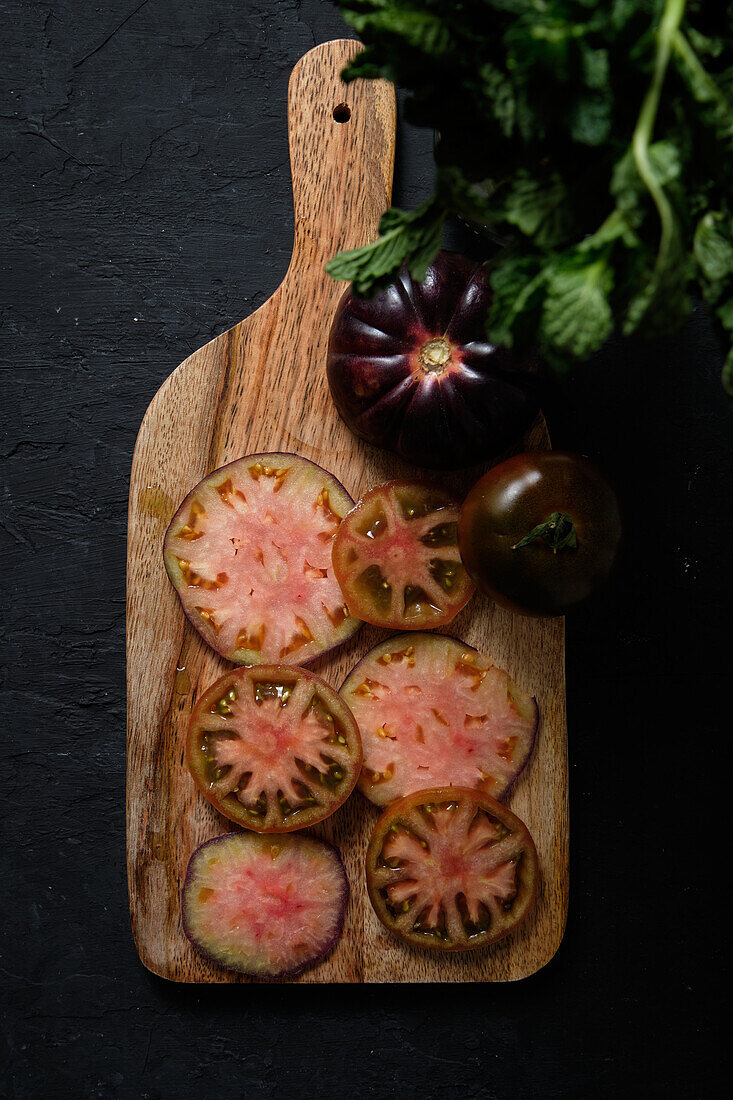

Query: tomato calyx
512;511;578;553
417;336;453;376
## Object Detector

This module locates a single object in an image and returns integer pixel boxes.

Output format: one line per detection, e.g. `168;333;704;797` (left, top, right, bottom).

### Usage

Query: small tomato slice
187;665;363;832
164;452;361;664
331;480;475;629
341;633;537;807
459;451;621;616
182;832;348;979
366;787;538;951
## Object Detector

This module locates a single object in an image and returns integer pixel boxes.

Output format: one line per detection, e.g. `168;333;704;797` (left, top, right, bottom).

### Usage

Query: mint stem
631;0;687;277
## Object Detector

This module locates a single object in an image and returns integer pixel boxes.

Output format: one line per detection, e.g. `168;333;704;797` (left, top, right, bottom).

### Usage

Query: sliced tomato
164;453;362;665
331;480;475;629
366;787;538;951
188;665;363;832
182;832;348;979
340;633;537;807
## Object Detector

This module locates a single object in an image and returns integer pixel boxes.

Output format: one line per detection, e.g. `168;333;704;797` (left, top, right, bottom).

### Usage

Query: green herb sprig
328;0;733;390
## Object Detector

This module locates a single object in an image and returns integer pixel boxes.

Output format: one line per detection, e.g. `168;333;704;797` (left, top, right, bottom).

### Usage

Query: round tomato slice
187;665;363;832
366;787;538;951
182;832;348;979
164;452;362;665
341;633;537;807
331;480;475;629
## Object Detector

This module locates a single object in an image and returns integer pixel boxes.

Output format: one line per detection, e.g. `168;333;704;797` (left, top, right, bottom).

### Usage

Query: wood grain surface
126;39;568;984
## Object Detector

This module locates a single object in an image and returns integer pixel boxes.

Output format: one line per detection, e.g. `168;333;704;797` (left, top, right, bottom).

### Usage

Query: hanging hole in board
333;103;351;123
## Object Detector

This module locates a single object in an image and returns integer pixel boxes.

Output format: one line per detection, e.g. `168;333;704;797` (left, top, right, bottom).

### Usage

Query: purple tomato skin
327;251;542;470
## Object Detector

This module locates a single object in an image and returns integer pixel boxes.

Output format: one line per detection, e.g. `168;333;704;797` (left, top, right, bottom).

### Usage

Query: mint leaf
694;212;733;281
581;46;610;91
340;5;452;59
611;141;682;212
716;298;733;332
503;171;571;249
330;0;733;385
436;167;501;227
325;198;445;296
569;93;612;145
672;29;733;150
579;209;639;251
486;254;547;349
480;62;517;138
542;258;614;360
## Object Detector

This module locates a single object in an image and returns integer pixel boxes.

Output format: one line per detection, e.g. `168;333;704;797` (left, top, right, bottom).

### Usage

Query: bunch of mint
327;0;733;390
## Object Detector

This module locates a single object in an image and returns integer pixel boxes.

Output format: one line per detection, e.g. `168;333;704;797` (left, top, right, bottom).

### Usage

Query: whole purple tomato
327;251;542;470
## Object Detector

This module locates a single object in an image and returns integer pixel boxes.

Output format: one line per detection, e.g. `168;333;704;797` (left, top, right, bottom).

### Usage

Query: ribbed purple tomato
327;251;542;470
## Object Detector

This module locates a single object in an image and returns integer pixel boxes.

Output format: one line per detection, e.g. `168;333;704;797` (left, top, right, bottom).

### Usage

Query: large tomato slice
182;832;348;979
331;480;475;629
340;633;537;807
164;453;362;664
188;665;363;832
366;787;538;951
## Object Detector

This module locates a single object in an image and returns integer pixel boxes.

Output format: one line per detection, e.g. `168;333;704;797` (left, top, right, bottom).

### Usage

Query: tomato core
418;337;452;374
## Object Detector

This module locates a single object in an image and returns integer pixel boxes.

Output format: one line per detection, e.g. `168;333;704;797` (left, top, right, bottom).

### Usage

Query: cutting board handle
286;39;396;274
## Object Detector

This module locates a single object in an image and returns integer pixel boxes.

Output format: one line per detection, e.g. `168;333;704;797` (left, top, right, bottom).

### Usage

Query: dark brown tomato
366;787;538;951
331;480;475;629
327;251;542;470
187;665;362;833
459;452;621;616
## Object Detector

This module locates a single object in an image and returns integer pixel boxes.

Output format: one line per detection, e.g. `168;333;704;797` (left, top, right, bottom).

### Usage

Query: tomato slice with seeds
366;787;538;951
182;832;348;979
331;480;475;629
164;453;361;665
187;665;363;832
341;633;537;807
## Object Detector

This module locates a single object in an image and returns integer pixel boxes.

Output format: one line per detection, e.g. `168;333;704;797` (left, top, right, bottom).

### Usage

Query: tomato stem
512;512;577;553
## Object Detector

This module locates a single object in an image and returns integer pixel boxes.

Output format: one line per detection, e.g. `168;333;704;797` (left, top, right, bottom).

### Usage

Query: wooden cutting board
126;39;568;983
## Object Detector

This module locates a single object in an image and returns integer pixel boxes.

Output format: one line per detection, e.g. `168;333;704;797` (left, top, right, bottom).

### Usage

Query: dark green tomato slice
187;665;362;832
459;452;621;616
331;480;475;629
366;787;538;952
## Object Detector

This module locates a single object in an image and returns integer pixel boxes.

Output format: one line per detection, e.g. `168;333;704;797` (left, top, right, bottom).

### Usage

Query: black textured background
1;3;728;1097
